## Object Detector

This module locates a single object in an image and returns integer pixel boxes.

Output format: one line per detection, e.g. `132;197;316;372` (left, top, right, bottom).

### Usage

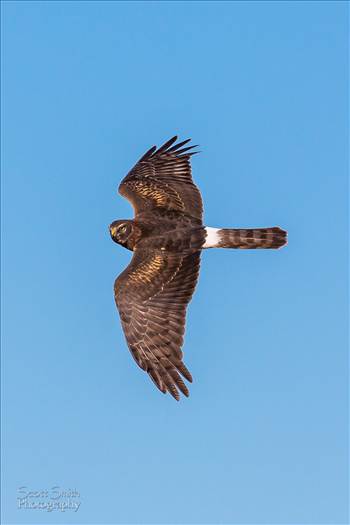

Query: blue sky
1;1;348;523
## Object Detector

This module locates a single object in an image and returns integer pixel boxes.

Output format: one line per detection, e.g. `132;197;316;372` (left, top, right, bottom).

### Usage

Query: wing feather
119;137;203;221
114;249;200;400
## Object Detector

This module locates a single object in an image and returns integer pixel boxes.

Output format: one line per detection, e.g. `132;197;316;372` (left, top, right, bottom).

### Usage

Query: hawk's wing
119;136;203;221
114;249;201;400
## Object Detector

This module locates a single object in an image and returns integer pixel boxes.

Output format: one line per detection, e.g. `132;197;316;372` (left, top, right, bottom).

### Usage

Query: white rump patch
203;227;220;248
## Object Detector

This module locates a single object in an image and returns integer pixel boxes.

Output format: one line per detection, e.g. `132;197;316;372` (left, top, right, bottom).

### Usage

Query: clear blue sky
1;1;348;523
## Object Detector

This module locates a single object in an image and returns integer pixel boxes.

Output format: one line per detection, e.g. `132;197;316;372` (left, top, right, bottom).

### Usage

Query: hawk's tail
203;227;287;249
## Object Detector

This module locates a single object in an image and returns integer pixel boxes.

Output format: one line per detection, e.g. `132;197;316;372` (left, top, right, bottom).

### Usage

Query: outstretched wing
114;249;201;400
119;136;203;221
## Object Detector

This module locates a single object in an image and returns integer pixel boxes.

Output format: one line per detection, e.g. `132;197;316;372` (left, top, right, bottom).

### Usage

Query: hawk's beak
109;226;117;237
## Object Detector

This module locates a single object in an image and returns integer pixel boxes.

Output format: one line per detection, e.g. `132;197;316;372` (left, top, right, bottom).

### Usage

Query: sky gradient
1;1;348;523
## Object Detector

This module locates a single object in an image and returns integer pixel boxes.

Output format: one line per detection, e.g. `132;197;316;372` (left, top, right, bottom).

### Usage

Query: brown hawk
110;136;287;400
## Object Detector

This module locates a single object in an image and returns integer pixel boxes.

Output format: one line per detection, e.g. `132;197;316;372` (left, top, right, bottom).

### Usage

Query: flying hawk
110;136;287;400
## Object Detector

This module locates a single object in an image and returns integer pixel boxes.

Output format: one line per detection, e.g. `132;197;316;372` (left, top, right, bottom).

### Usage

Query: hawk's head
109;220;135;250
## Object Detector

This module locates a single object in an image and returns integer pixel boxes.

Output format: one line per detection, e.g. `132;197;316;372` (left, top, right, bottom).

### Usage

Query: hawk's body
110;137;287;400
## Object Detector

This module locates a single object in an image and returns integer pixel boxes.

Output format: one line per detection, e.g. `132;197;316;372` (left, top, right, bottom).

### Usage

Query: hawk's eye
118;224;128;235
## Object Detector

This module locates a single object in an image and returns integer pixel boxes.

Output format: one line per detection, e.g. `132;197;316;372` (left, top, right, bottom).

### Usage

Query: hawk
110;136;287;400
